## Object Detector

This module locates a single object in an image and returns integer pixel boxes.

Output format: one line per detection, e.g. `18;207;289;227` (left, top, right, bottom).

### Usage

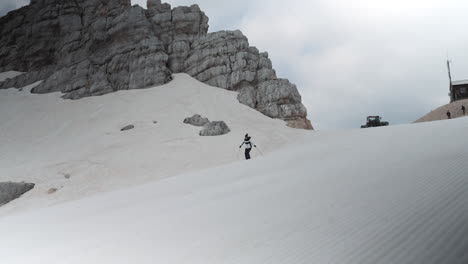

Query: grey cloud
236;0;468;130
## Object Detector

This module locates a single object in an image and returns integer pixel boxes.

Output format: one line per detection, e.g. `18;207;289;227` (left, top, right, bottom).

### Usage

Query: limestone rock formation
199;121;230;136
0;0;313;129
0;0;171;99
0;182;35;206
184;114;210;127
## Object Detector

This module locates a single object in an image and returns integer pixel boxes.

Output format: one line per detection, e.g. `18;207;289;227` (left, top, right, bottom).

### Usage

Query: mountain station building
450;79;468;102
447;61;468;102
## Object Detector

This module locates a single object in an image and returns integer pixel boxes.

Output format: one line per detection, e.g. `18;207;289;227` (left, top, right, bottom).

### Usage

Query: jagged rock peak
30;0;131;6
0;0;313;129
147;0;171;12
147;0;162;8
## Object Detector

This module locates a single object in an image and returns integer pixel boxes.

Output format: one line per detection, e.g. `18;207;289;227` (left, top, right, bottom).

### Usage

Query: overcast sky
3;0;468;130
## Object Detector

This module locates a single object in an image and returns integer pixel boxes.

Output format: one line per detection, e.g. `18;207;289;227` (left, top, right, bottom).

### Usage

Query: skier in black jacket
239;134;256;160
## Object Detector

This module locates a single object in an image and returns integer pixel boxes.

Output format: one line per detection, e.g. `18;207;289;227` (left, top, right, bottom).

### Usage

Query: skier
239;134;256;160
447;110;452;119
462;105;466;115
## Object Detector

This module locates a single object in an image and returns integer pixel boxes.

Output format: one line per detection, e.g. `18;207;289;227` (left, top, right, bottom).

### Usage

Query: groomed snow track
1;117;468;263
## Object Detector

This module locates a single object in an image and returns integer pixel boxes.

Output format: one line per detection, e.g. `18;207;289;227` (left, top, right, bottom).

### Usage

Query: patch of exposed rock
415;99;468;123
47;188;58;194
0;182;35;206
0;0;313;129
121;125;135;131
184;114;209;127
199;121;230;136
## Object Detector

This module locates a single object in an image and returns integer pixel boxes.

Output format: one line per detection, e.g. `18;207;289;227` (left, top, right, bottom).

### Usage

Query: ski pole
255;146;264;156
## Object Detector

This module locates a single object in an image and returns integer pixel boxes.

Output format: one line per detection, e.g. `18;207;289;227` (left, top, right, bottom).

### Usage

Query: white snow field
0;72;308;214
2;72;468;263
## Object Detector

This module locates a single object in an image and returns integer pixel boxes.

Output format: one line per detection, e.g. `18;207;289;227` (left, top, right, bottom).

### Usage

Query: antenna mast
447;60;454;102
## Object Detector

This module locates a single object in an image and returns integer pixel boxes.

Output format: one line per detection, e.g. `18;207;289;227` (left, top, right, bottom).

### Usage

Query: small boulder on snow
0;182;35;206
47;188;58;194
199;121;230;136
183;114;210;127
120;125;135;131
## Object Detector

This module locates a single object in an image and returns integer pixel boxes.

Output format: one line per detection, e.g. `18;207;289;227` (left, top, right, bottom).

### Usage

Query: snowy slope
0;72;308;214
1;116;468;263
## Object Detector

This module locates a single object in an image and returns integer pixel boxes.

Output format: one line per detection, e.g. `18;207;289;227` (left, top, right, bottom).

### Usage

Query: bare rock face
0;0;313;129
0;182;35;206
179;30;311;128
256;79;313;129
0;0;171;98
182;30;277;95
199;121;230;136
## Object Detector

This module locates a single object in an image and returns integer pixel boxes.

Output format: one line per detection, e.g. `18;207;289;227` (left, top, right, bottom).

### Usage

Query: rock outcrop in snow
199;121;230;136
120;125;135;131
184;114;210;127
0;182;35;206
0;0;312;129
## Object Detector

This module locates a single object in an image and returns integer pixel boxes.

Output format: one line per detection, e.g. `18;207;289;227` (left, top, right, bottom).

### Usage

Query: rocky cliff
0;0;313;129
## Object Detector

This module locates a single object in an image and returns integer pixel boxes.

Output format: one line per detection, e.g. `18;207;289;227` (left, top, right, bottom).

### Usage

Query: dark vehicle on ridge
361;116;389;128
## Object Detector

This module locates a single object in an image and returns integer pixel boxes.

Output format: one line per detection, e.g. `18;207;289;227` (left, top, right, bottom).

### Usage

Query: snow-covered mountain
1;68;468;263
0;0;312;129
0;71;308;215
2;1;467;262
